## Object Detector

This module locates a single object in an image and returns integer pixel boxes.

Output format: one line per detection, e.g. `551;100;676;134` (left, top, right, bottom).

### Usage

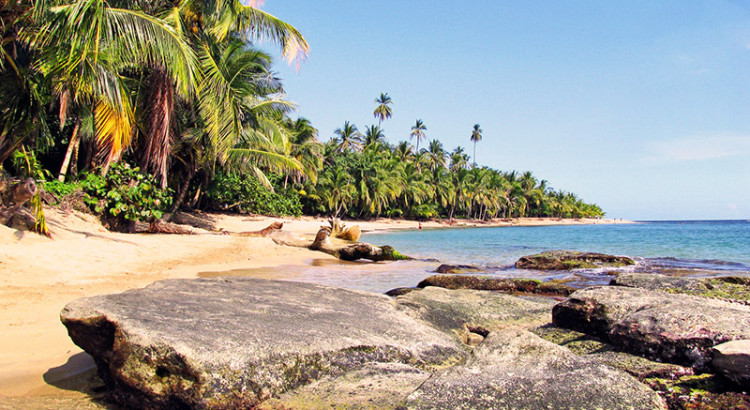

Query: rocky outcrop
712;340;750;387
417;275;574;296
404;329;666;409
552;286;750;369
396;286;554;346
516;250;634;270
613;272;750;304
434;264;483;274
259;362;430;409
60;278;465;409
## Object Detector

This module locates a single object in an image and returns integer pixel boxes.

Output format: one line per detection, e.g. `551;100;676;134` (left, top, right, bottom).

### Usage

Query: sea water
207;220;750;294
364;220;750;272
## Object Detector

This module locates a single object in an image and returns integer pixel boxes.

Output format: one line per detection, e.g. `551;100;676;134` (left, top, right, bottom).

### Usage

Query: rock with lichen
404;329;666;409
60;277;465;409
417;275;574;296
552;286;750;370
612;272;750;305
395;286;554;346
434;264;483;274
516;250;634;270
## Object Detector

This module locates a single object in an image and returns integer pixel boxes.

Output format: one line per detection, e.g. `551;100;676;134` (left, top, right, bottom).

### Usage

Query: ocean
207;220;750;294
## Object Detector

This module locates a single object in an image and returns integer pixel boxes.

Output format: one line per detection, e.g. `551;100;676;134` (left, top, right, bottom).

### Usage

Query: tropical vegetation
0;0;603;232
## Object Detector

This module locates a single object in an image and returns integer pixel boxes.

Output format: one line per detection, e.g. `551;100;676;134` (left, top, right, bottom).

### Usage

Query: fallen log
234;221;284;237
165;211;219;231
133;220;200;235
309;228;410;261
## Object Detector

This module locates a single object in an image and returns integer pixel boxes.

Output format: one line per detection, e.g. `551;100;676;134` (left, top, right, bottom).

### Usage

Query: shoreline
0;209;630;403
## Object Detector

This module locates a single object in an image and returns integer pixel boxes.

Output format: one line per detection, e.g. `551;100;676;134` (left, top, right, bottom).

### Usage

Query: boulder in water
417;275;574;296
434;264;483;274
516;250;634;270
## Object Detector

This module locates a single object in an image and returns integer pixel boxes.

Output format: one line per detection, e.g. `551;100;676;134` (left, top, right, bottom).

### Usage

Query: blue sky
257;1;750;220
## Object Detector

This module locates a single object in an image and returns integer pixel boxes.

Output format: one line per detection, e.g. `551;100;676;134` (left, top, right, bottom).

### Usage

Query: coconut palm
363;125;386;149
394;141;414;161
425;139;447;173
470;124;483;167
282;117;322;188
333;121;362;152
317;166;356;217
449;147;470;172
410;119;426;152
373;92;392;127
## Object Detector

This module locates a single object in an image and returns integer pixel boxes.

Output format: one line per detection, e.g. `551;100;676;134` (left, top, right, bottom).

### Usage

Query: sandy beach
0;209;630;406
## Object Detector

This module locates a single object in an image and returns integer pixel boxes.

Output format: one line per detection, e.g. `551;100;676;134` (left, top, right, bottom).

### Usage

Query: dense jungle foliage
0;0;603;231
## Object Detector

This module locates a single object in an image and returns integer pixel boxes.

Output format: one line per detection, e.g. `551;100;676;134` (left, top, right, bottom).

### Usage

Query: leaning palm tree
470;123;483;167
373;92;392;127
410;119;426;152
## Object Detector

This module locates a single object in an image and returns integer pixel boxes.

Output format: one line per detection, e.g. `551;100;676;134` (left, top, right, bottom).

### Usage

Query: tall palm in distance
410;119;427;152
470;123;483;167
373;92;392;127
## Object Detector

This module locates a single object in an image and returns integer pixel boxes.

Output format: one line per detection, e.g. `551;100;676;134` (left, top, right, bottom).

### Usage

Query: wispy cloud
645;135;750;162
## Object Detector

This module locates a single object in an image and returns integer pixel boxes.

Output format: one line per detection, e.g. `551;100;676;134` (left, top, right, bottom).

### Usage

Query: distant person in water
418;222;422;230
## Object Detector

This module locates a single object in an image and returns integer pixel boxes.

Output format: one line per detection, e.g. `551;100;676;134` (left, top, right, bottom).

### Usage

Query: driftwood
1;177;38;228
166;212;219;231
133;220;199;235
327;217;361;242
235;222;284;237
307;228;409;261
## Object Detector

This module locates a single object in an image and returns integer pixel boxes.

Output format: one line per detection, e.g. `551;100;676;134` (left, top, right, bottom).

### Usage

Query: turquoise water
216;221;750;294
362;220;750;272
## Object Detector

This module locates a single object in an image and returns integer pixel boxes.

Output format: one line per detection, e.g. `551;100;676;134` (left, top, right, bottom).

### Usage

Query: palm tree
363;125;386;149
373;92;392;127
449;147;469;171
425;139;447;173
470;124;483;167
394;141;414;161
283;117;322;188
410;119;426;152
333;121;362;152
317;166;356;217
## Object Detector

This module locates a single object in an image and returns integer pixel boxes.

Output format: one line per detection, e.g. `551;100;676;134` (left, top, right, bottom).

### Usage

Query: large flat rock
404;329;666;409
60;277;465;409
395;286;554;345
552;286;750;369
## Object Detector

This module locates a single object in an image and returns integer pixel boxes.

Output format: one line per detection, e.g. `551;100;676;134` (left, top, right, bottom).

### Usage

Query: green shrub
206;173;302;216
44;164;172;228
88;163;172;224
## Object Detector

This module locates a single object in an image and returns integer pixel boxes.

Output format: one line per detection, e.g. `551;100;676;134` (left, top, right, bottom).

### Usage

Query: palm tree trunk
57;119;81;182
170;164;197;212
473;142;476;167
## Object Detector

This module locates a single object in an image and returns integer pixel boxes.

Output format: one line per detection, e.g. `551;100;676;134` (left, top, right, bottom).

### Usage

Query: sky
256;1;750;221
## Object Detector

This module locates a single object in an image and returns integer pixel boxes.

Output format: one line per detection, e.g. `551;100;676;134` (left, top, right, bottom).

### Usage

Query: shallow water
207;220;750;294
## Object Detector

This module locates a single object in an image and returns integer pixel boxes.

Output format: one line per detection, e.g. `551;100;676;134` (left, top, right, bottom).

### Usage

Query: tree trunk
58;119;81;182
170;165;197;212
